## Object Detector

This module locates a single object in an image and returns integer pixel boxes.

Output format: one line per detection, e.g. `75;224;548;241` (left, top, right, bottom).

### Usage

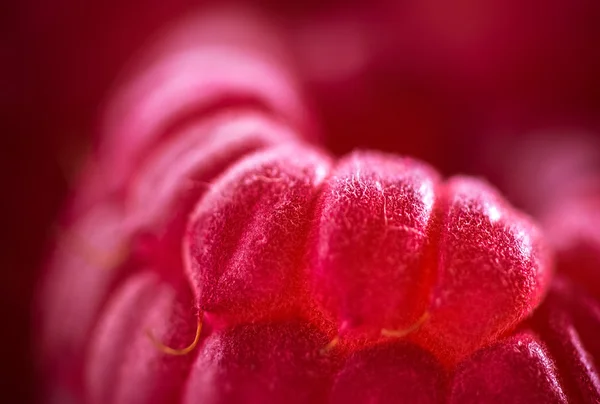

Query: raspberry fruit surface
35;9;600;404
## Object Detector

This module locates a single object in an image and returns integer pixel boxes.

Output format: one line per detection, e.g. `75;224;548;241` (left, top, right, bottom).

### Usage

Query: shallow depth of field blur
6;0;600;401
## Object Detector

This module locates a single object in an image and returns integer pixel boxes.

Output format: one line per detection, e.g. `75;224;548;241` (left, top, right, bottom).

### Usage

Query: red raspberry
307;152;550;364
85;273;197;404
36;8;597;404
185;144;331;324
183;320;340;404
37;107;552;402
531;277;600;402
330;340;447;403
450;331;567;403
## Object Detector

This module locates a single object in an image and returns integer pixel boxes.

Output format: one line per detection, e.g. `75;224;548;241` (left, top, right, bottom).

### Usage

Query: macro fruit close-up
7;0;600;403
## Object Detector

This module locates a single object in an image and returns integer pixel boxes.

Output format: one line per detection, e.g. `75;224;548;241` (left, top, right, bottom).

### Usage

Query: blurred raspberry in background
6;0;600;401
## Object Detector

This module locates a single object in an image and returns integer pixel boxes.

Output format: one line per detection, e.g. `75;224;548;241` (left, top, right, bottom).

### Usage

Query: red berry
330;340;447;404
182;320;340;404
415;177;551;363
185;144;331;324
127;110;296;277
35;9;571;403
308;152;551;363
450;331;568;403
308;152;440;338
85;273;198;404
532;277;600;402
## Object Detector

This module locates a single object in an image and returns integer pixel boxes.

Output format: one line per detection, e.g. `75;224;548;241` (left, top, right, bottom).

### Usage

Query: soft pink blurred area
291;0;600;173
6;0;600;401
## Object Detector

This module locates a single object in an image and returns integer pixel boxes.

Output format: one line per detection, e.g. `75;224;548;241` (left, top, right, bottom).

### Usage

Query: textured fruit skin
450;277;600;404
127;110;297;278
414;177;550;364
307;153;550;364
532;278;600;403
37;122;553;400
179;145;551;365
450;331;568;404
330;340;447;404
34;9;312;399
183;320;340;404
85;273;198;404
185;145;331;324
308;153;440;338
34;9;596;404
449;276;600;404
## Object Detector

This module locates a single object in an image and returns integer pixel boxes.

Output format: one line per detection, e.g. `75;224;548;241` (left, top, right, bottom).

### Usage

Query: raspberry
450;331;568;403
128;110;296;278
308;153;550;364
35;9;590;404
185;145;331;324
39;129;553;400
415;177;550;363
308;152;439;340
36;10;310;393
183;320;339;403
449;276;600;403
531;277;600;402
85;273;198;404
330;340;447;403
